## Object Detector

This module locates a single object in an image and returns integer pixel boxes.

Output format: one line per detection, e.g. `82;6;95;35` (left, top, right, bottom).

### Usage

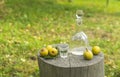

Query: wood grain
38;52;104;77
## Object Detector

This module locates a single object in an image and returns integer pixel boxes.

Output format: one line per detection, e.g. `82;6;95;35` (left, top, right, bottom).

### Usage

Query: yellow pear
92;46;101;55
83;48;93;60
40;48;48;57
49;48;58;57
46;45;53;52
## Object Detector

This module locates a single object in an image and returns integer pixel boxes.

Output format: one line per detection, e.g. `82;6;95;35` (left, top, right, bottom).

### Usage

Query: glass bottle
69;10;90;55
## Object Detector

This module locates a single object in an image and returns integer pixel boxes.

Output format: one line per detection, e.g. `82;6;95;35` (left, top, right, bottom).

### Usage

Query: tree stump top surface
38;52;104;68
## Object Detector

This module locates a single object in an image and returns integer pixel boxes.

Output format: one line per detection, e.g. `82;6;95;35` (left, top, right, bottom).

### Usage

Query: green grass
0;0;120;77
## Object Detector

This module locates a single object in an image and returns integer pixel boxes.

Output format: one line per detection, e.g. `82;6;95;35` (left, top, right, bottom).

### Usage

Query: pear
46;45;53;51
83;48;93;60
49;48;58;57
40;48;48;57
92;46;101;55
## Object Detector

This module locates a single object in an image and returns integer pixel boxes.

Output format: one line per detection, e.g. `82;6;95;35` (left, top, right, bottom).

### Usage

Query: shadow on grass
2;0;120;22
3;0;109;23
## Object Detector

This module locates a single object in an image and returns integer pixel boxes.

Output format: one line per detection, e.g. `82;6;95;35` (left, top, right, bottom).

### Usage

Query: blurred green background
0;0;120;77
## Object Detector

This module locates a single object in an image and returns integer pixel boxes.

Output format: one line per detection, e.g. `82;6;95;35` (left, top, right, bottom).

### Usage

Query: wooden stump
38;52;104;77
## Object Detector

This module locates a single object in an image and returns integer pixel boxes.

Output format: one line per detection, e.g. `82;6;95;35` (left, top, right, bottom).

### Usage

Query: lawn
0;0;120;77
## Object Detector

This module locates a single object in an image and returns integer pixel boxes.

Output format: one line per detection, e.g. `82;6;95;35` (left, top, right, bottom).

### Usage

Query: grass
0;0;120;77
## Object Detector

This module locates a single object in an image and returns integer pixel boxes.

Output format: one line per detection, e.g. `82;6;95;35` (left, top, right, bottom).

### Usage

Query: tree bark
38;52;104;77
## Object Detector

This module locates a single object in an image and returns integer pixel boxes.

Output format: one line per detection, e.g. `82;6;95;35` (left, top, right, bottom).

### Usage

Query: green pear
92;46;101;55
40;48;48;57
49;48;58;57
83;48;93;60
46;45;53;51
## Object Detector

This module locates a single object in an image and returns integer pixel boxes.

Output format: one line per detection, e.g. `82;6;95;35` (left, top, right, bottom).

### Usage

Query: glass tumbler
58;44;69;58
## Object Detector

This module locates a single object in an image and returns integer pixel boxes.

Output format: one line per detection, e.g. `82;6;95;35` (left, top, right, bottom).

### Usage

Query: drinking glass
58;44;69;58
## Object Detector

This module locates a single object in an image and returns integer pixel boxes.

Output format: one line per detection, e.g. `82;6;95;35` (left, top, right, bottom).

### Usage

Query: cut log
38;52;104;77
